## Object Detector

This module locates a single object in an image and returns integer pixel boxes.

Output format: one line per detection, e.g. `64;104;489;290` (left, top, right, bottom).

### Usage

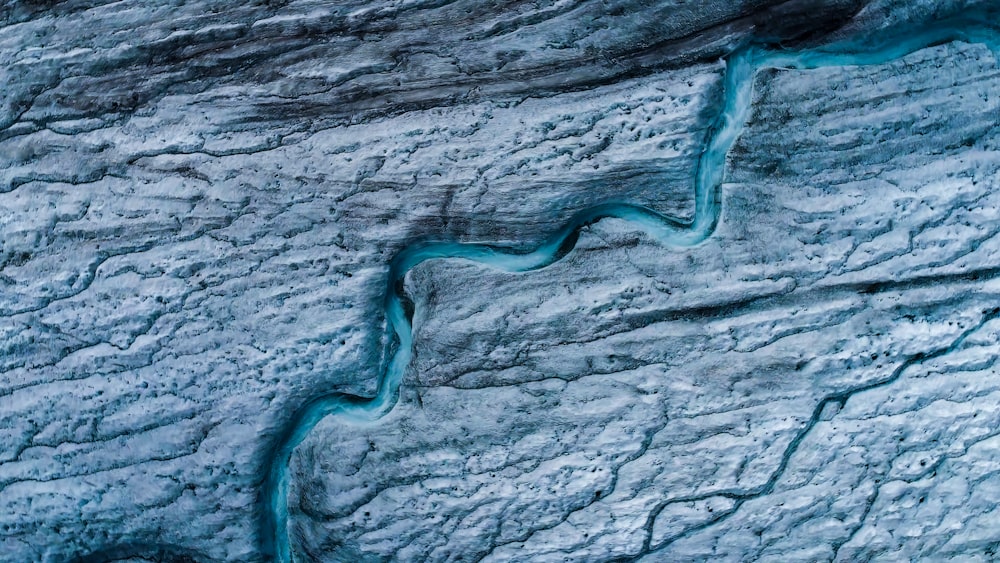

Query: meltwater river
260;16;1000;562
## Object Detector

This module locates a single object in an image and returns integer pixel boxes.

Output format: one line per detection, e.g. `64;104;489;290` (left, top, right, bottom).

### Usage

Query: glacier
3;1;1000;562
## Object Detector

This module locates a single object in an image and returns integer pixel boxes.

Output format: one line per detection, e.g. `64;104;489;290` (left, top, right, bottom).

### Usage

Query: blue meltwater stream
261;18;1000;562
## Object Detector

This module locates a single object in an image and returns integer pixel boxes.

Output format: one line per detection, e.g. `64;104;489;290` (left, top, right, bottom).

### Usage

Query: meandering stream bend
260;17;1000;563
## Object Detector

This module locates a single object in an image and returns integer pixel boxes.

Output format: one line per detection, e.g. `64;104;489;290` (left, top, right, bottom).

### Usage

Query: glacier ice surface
2;1;1000;562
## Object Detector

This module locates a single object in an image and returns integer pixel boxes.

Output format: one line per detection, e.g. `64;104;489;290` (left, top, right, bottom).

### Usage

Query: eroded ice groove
266;15;1000;563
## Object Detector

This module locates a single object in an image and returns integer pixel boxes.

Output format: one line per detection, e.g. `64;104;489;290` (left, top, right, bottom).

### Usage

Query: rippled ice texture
2;1;1000;562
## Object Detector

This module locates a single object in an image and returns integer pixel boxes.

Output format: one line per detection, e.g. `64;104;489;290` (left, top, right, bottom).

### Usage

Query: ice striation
2;1;1000;562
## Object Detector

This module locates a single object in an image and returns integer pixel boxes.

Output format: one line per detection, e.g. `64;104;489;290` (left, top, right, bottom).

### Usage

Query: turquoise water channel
261;17;1000;562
